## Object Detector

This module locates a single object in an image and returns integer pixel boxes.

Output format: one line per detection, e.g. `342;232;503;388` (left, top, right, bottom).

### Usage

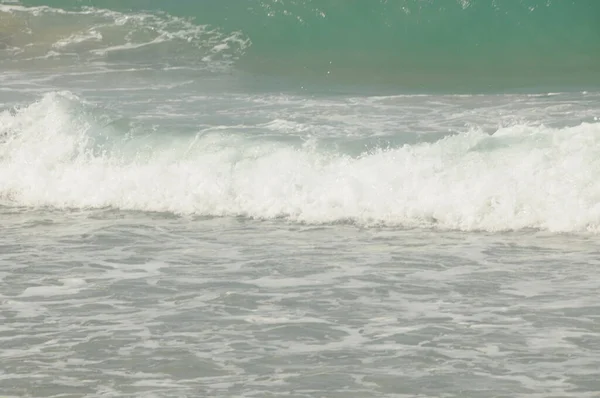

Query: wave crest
2;92;600;232
0;4;249;69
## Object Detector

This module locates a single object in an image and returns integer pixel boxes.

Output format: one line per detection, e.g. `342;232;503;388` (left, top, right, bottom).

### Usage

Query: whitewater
3;91;600;232
1;1;600;397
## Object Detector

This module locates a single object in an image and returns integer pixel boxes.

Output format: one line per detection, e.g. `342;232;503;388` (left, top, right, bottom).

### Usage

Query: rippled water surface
2;1;600;396
2;210;600;397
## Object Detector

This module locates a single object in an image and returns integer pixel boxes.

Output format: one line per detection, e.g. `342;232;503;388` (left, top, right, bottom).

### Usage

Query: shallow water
2;210;600;397
1;1;600;397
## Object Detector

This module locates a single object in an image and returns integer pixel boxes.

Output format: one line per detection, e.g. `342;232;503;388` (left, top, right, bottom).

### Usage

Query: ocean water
1;1;600;397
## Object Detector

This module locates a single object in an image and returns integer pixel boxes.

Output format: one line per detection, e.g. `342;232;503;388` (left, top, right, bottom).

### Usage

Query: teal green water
12;0;600;92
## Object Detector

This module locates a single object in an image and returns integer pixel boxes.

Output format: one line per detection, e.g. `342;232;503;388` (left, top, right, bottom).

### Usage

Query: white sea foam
0;4;249;66
2;91;600;232
19;278;87;298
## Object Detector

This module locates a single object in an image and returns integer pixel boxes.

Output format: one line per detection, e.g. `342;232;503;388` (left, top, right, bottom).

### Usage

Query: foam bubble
2;91;600;232
19;278;87;298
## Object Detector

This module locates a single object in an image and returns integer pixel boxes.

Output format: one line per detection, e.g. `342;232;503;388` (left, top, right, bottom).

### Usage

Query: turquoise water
2;1;600;397
5;0;600;91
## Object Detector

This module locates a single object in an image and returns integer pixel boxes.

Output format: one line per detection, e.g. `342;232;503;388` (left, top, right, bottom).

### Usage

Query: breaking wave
3;92;600;232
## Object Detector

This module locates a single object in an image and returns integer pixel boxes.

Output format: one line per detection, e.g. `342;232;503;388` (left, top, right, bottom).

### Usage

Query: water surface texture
1;1;600;397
